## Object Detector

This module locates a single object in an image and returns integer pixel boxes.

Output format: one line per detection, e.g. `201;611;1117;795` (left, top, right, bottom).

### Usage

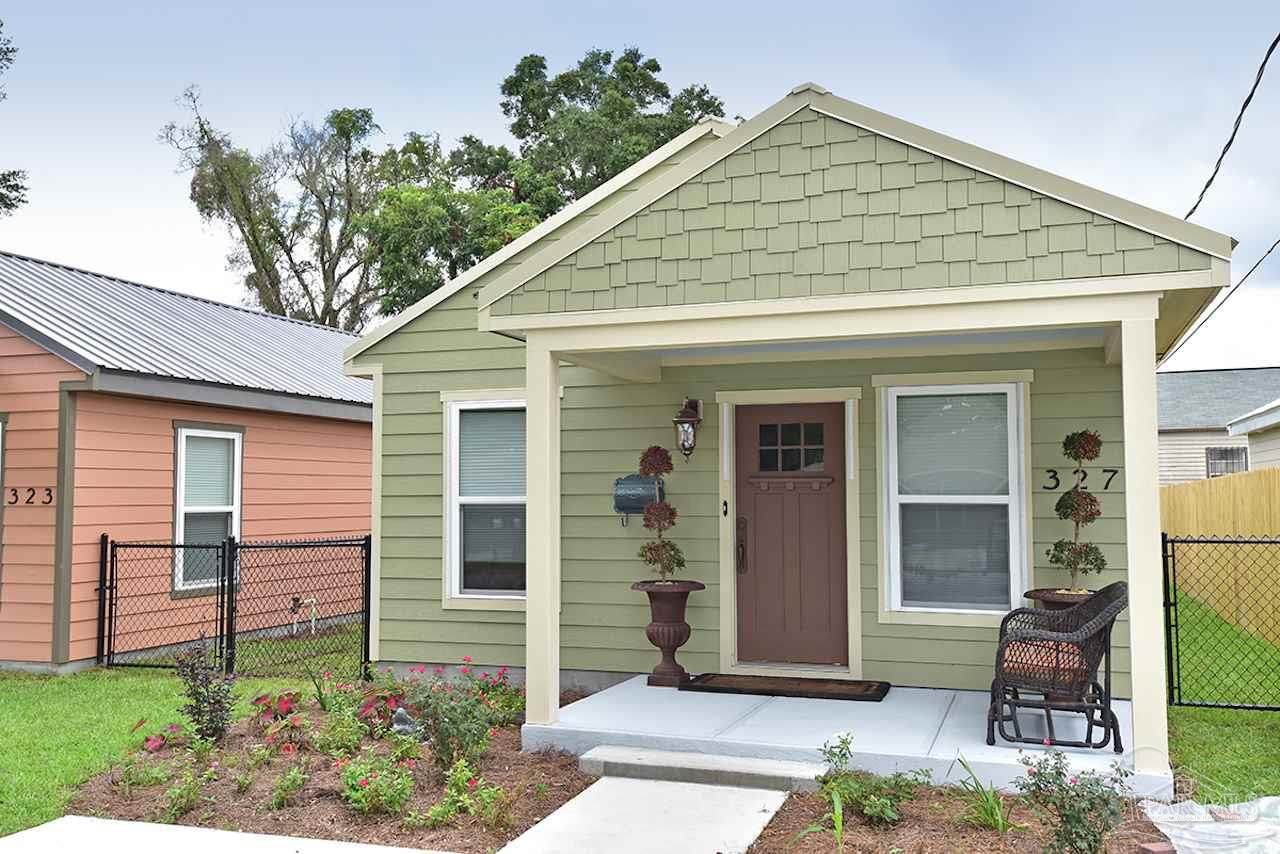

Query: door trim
714;387;863;680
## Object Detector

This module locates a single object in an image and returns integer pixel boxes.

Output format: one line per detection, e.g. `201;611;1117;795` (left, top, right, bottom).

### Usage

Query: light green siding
360;317;1132;694
490;107;1211;316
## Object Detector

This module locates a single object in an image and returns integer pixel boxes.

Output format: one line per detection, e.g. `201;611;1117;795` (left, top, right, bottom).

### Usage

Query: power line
1185;30;1280;219
1163;234;1280;364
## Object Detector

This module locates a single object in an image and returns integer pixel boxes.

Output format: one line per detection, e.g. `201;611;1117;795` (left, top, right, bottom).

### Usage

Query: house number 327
6;487;54;505
1040;469;1119;491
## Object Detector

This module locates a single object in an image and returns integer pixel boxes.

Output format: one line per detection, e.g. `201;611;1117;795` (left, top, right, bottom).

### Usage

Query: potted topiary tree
1026;430;1107;610
630;445;705;686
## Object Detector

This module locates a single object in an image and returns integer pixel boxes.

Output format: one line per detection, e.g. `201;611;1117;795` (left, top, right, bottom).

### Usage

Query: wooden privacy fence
1161;467;1280;537
1161;468;1280;647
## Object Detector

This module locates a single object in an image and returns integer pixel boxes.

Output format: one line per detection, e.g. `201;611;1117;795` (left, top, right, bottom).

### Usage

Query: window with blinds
448;402;526;598
885;384;1024;613
175;428;241;590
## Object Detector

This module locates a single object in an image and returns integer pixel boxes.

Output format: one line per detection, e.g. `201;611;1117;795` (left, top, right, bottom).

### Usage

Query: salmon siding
66;391;372;663
0;325;86;663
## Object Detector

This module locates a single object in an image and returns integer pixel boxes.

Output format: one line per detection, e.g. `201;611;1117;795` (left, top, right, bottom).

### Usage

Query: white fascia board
1227;398;1280;436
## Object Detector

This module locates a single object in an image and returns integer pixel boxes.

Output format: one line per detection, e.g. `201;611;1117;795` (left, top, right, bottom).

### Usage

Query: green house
345;83;1233;783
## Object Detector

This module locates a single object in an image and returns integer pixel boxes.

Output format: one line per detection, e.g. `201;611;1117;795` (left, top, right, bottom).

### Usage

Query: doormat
679;673;890;702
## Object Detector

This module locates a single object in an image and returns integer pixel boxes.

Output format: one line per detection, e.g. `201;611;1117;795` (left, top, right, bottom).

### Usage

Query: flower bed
70;660;594;853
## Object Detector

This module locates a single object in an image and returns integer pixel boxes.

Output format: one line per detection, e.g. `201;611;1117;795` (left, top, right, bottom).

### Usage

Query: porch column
525;337;561;725
1119;317;1169;775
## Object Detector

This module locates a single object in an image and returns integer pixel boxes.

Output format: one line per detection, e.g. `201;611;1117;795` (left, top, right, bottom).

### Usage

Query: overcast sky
0;2;1276;371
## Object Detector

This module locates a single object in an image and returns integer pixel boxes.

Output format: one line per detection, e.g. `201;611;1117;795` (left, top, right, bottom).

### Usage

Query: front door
735;403;847;665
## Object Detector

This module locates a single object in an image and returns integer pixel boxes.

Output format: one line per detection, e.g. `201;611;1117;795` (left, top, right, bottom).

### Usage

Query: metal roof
0;251;372;405
1157;368;1280;431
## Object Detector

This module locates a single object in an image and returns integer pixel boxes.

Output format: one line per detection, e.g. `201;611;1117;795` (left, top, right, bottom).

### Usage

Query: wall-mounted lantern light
672;398;703;460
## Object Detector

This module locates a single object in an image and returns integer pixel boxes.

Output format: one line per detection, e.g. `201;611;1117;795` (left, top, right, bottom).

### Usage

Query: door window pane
897;393;1008;495
899;504;1010;610
758;448;778;471
184;436;233;505
780;422;802;446
461;504;526;593
459;409;526;497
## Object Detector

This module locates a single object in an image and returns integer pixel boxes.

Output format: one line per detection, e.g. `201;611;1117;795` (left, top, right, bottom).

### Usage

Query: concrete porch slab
523;676;1173;797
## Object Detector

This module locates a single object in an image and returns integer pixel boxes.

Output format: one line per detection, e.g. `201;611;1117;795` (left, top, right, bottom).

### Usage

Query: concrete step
578;745;824;792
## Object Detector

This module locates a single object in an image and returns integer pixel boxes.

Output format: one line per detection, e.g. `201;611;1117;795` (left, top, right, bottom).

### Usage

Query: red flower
260;712;273;725
143;734;166;752
280;742;297;756
1027;768;1036;776
166;723;182;734
1069;776;1078;785
358;778;369;788
289;715;301;727
489;728;498;738
467;778;478;790
461;666;470;675
434;666;444;675
277;696;296;715
462;655;473;664
400;758;416;769
1042;738;1052;747
323;670;332;680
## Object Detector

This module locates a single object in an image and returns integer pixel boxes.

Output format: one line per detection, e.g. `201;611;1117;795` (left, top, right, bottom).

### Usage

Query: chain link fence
99;534;370;681
1164;534;1280;711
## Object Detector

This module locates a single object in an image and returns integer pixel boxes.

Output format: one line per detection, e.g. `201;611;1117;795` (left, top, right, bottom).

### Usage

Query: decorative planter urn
631;579;705;686
1024;587;1093;611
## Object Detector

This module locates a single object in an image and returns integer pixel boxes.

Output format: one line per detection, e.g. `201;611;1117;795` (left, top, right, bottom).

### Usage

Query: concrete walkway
499;777;786;854
0;815;454;853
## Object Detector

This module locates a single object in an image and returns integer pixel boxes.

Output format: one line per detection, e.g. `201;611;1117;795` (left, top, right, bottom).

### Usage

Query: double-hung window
175;427;242;591
446;399;526;600
884;384;1025;614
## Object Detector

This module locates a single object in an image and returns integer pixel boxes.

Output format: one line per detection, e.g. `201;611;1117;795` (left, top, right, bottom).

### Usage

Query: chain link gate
1163;533;1280;711
98;534;371;681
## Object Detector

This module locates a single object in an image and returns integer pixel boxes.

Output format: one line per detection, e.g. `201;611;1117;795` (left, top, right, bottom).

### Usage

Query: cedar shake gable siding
489;108;1214;316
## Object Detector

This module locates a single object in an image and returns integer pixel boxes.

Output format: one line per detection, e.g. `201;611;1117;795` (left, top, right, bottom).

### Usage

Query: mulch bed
750;789;1170;853
69;690;596;853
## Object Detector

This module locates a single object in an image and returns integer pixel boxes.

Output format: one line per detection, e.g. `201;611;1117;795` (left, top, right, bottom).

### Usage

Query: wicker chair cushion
1002;639;1089;683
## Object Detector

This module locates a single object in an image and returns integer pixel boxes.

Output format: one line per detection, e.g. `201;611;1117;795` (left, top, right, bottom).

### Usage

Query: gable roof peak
789;81;830;96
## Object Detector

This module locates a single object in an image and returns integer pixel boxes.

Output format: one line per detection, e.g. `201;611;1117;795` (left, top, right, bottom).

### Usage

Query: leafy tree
162;88;387;330
0;19;27;216
369;47;725;312
483;48;724;214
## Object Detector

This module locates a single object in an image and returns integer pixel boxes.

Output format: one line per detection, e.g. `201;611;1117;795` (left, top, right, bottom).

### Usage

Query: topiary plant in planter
1029;430;1107;609
630;444;704;686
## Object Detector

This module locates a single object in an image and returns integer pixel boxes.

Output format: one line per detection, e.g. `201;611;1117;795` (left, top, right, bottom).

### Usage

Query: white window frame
883;382;1027;616
444;396;527;605
174;427;242;592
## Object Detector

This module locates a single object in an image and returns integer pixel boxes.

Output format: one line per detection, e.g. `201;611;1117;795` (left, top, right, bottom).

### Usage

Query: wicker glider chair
986;581;1128;753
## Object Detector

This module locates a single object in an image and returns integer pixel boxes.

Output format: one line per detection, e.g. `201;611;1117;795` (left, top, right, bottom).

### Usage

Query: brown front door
735;403;847;665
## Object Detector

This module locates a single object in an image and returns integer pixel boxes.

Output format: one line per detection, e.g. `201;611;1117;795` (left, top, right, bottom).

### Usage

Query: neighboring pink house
0;251;372;671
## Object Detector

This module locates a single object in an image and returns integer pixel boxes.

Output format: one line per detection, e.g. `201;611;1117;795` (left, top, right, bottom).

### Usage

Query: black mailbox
613;474;664;523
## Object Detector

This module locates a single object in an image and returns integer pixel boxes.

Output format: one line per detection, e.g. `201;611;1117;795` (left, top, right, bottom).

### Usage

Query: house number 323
6;487;54;505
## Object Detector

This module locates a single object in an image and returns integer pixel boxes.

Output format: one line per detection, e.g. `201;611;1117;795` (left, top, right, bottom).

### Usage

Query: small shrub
264;713;309;755
267;766;308;811
313;705;366;757
465;665;526;726
175;641;236;742
422;759;506;829
820;732;854;775
357;685;406;737
246;744;273;769
410;681;493;772
390;734;423;763
233;771;254;794
187;737;216;766
115;756;170;797
339;754;415;815
307;667;357;712
250;691;302;729
825;769;931;827
1016;750;1131;854
161;766;213;823
953;754;1024;833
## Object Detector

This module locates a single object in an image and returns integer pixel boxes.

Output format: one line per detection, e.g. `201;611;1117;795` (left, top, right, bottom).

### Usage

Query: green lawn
0;667;294;837
1165;591;1280;801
